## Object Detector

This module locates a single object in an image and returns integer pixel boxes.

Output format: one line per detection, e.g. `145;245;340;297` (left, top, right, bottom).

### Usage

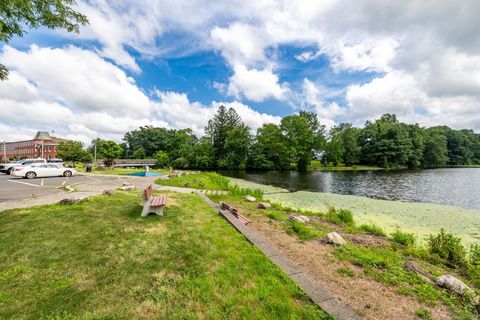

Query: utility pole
41;138;44;159
94;142;97;163
3;140;6;162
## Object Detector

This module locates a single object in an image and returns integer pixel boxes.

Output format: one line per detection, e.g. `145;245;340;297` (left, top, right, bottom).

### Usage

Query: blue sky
1;0;480;142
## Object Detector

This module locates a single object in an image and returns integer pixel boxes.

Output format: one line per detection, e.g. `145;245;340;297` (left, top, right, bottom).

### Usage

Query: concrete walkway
197;192;362;320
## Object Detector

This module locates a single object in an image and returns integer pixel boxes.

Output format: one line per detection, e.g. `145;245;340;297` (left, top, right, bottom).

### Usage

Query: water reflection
219;168;480;211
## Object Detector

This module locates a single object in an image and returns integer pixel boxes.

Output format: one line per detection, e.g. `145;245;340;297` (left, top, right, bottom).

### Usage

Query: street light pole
41;138;44;159
3;140;6;162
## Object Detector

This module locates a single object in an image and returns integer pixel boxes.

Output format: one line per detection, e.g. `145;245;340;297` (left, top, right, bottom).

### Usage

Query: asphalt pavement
0;173;114;202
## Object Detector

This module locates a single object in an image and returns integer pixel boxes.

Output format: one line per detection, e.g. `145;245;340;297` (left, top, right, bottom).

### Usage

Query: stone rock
288;215;310;223
435;275;474;296
323;232;347;246
58;196;88;205
245;195;256;202
403;260;434;283
257;202;271;209
103;189;115;196
119;185;135;191
121;181;132;187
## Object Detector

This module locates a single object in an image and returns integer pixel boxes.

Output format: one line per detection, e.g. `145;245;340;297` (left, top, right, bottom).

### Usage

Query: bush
325;206;354;226
155;150;170;168
391;230;416;247
285;220;319;241
358;224;386;236
427;229;466;268
227;185;263;198
470;244;480;266
172;157;189;169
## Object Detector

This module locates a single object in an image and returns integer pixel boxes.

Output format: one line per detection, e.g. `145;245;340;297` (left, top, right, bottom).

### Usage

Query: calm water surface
220;168;480;211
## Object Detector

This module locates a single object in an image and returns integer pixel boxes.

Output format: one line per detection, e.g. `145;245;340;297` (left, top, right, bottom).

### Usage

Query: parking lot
0;173;123;202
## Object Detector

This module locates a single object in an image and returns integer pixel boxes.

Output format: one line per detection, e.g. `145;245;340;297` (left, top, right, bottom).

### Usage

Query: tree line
59;106;480;170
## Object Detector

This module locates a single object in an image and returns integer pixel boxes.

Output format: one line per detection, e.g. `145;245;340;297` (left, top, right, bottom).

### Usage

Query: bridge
93;159;157;167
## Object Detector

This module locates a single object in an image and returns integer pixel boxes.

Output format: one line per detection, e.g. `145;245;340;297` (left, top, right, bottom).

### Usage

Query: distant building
1;131;69;162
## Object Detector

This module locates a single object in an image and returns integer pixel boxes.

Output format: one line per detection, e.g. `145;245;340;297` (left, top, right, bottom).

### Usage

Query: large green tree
422;129;449;167
91;139;123;166
57;140;91;164
221;124;251;169
204;105;243;167
248;123;289;169
280;111;325;170
0;0;88;80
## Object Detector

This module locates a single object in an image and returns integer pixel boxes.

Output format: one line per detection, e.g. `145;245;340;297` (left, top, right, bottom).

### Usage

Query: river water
220;168;480;211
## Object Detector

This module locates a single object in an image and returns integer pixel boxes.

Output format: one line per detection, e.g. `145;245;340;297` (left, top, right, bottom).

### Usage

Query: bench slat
150;195;166;207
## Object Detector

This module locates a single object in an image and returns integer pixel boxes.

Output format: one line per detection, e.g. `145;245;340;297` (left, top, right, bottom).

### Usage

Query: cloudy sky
1;0;480;143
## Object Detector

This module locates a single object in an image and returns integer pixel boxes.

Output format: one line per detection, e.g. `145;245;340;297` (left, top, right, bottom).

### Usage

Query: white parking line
85;175;101;182
7;179;40;187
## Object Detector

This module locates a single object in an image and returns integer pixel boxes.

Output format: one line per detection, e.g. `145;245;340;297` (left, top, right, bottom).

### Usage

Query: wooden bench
220;202;252;225
141;185;166;217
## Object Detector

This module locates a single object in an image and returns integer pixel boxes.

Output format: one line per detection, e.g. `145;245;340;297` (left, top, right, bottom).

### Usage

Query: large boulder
245;195;256;202
323;232;347;246
288;215;310;223
257;202;271;209
119;185;135;191
58;196;88;205
121;181;132;187
103;189;115;196
435;275;474;296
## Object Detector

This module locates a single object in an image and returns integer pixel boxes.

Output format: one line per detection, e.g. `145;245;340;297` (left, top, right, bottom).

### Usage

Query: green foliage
469;244;480;266
423;129;449;167
391;230;416;247
156;172;229;190
221;124;251;169
337;267;354;277
57;140;91;163
415;308;433;319
323;123;361;166
91;139;123;163
325;206;354;226
154;150;170;168
248;123;290;170
227;185;263;198
172;157;189;169
284;220;319;241
131;147;146;159
358;224;386;236
0;0;88;80
428;229;467;268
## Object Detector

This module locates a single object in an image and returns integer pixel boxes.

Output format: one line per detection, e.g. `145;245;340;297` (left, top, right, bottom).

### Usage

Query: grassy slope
0;192;330;320
156;172;229;190
209;193;480;319
265;191;480;246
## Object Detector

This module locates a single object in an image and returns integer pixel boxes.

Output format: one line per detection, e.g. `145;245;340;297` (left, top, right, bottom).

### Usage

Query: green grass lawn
308;160;384;171
0;192;330;320
155;172;230;190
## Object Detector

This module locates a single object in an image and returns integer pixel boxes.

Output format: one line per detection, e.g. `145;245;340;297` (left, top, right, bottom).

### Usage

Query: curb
196;192;362;320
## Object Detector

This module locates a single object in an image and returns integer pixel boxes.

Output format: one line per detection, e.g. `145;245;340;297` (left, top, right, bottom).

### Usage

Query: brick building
1;131;68;162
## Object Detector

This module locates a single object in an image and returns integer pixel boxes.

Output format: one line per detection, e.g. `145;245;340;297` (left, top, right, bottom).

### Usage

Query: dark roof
34;131;53;140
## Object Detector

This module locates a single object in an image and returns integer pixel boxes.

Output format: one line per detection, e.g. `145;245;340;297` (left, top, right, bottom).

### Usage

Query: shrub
284;220;319;241
172;157;189;169
358;224;386;236
470;244;480;266
325;206;354;226
415;307;433;319
391;230;416;247
427;229;466;268
155;150;170;168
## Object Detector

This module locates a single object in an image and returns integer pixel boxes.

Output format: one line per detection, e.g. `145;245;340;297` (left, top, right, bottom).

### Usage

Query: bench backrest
144;185;153;201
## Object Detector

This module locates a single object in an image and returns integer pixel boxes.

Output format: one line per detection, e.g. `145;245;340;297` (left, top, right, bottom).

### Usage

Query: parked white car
0;158;46;175
11;164;75;179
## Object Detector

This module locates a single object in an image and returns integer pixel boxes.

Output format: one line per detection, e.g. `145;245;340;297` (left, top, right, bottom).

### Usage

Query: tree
131;147;146;159
221;124;251;169
204;105;243;167
154;150;170;168
57;140;91;164
91;139;123;167
358;114;413;168
0;0;88;80
123;126;170;157
248;123;289;169
188;137;215;169
280;112;325;170
423;129;449;167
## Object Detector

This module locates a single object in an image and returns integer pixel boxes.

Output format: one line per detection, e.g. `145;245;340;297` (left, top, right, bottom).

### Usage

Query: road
0;173;128;202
